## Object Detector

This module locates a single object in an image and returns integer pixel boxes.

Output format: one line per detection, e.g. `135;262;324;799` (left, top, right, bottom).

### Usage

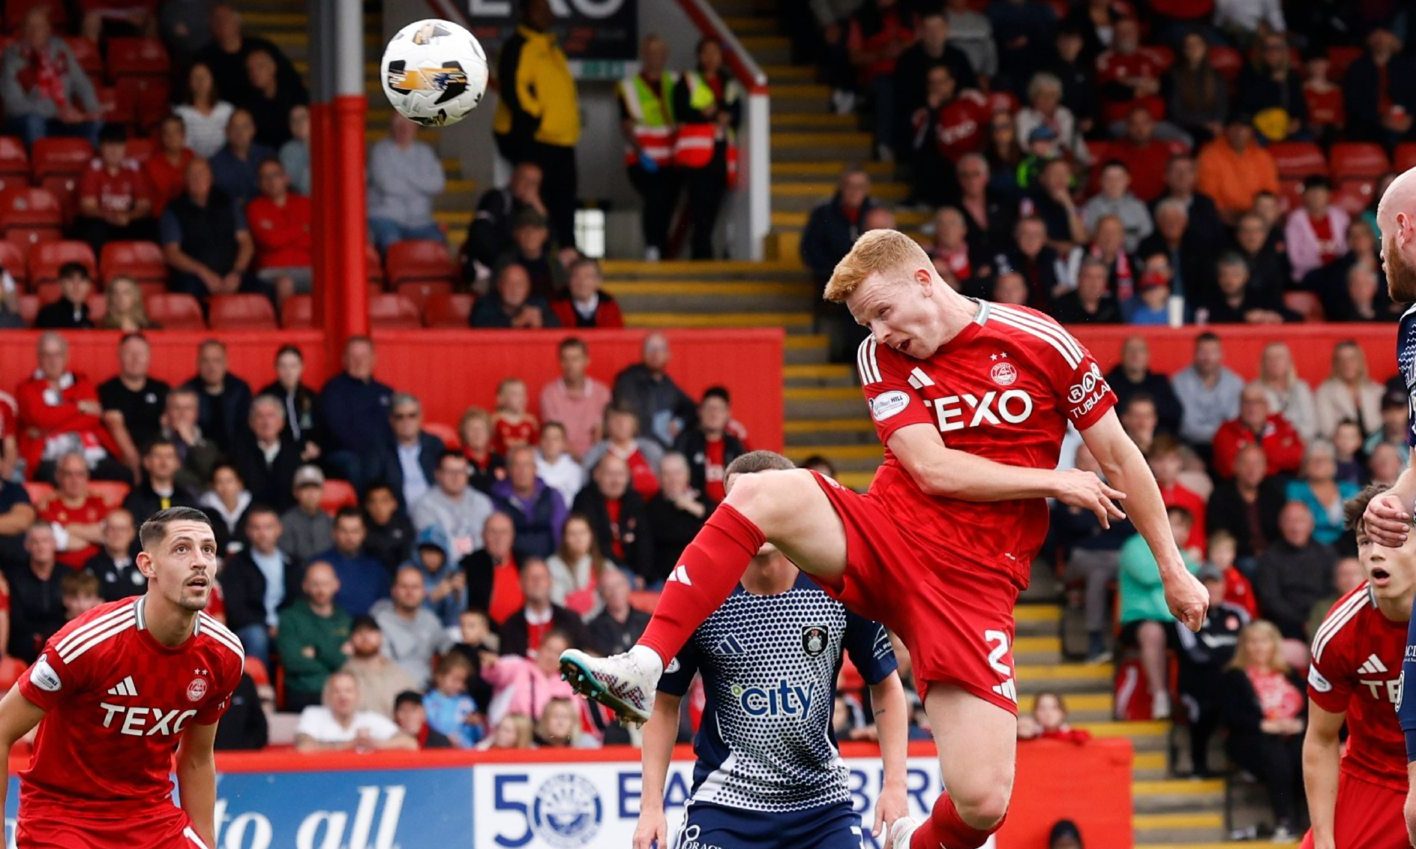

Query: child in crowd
60;571;102;621
410;526;464;628
534;697;596;749
1301;53;1343;144
1017;691;1090;743
449;608;496;710
459;406;506;494
394;691;453;749
423;653;483;748
1206;530;1257;618
491;378;540;455
478;713;534;750
1331;419;1365;486
535;421;584;508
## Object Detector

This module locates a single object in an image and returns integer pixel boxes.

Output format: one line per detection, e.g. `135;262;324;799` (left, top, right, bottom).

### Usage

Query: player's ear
914;266;932;292
135;550;157;579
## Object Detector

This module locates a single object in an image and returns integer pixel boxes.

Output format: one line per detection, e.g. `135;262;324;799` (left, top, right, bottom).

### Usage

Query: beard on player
1384;232;1416;303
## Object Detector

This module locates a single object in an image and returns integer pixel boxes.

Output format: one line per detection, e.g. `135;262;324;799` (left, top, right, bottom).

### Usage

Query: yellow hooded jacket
492;25;581;148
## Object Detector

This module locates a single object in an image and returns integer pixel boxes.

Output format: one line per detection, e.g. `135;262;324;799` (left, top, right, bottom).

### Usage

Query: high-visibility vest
673;71;742;174
618;73;676;167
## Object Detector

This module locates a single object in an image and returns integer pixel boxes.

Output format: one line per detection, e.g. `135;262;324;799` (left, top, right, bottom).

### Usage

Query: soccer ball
381;19;488;127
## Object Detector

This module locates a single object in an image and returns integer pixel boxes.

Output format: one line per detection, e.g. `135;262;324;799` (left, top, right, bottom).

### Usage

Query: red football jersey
16;598;244;822
1308;584;1407;791
859;302;1117;586
78;159;149;214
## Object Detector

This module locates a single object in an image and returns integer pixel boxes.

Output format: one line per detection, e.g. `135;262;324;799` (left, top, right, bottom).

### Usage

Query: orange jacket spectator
1195;120;1280;221
1212;414;1304;479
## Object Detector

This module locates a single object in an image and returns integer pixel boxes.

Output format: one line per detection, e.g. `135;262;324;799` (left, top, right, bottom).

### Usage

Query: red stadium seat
0;187;63;250
385;239;458;285
1397;144;1416;174
422;292;473;327
1208;45;1244;82
423;421;461;452
1268;141;1326;180
395;280;452;309
64;37;102;77
0;240;26;288
29;240;96;286
1334;178;1376;215
34;281;61;304
1283;291;1325;322
1330;142;1390;179
208;294;277;330
244;656;270;687
369;293;421;328
99;241;167;285
1278;179;1304;213
31;138;93;180
38;175;80;226
145;293;205;329
4;0;66;33
22;481;53;506
114;77;172;131
1327;45;1363;81
89;481;130;509
86;292;107;323
94;86;131;126
281;294;314;328
0;137;28;179
17;294;38;326
125;138;155;162
319;479;358;513
105;37;170;78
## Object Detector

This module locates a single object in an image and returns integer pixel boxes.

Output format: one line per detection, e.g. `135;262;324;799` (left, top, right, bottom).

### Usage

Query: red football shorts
809;471;1021;714
18;811;208;849
1299;770;1406;849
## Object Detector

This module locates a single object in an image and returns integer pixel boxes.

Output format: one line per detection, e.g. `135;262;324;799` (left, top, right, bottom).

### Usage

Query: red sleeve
1006;306;1117;431
16;379;86;434
17;620;98;712
1307;621;1352;714
857;337;935;445
598;300;625;328
1212;423;1240;478
1268;420;1305;475
550;300;573;327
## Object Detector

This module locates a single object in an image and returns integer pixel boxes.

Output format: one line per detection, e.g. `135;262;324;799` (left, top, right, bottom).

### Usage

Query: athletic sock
637;503;766;665
911;792;1003;849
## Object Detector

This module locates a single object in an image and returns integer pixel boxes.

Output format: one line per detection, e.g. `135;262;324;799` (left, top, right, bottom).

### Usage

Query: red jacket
550;294;624;329
1212;414;1304;479
15;371;119;474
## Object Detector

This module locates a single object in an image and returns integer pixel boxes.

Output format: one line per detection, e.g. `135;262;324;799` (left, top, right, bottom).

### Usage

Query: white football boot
559;646;662;725
885;817;922;849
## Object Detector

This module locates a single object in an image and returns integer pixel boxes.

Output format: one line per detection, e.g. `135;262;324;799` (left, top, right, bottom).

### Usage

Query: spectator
492;379;540;454
1329;263;1386;323
241;48;305;149
260;344;320;456
547;513;615;618
5;523;67;662
293;670;416;752
1155;152;1226;253
461;512;522;626
33;262;95;331
1370;441;1403;486
1284;440;1359;547
1172;331;1244;449
230;395;300;512
123;437;198;522
908;66;987;208
181;339;253;454
1016;72;1088;168
1236;33;1306;142
366;114;444;252
499;559;589;658
674;37;742;260
926;207;974;289
480;629;578;726
277;464;332;564
98;277;152;333
1207;444;1285;563
275;560;350;711
0;8;100;147
59;569;101;621
16;333;124;482
424;654;482;748
1120;505;1201;718
219;504;297;665
534;422;583;508
1105;337;1183;434
955;153;1015;268
1203;251;1294;325
447;609;496;709
1176;564;1249;778
197;4;305;109
550;258;624;329
800;168;877;284
1148;436;1207;554
199;462;251;555
1121;263;1172;325
617;35;676;263
316;507;389;618
490;0;581;251
534;696;595;749
36;452;107;570
612;333;695;448
495;209;566;300
491;446;566;561
462;162;546;281
160;157;256;301
1285;176;1349;285
1365;387;1411;464
573;454;653;583
1313;341;1384;438
370;393;443;514
394;690;454;749
1342;27;1416;146
1016;690;1087;742
319;336;393;490
586;566;650;656
845;0;914;161
210;108;272;207
673;388;746;504
1110;109;1171;205
174;61;235;160
1251;342;1317;441
469;263;557;329
413;451;495;563
1206;529;1259;618
370;563;447;690
74;125;155;255
279;104;310;195
1021;158;1088;254
363;482;413;573
1255;502;1336;651
246;158;312;302
1213;383;1305;479
944;0;997;80
405;525;461;628
161;388;221;494
82;508;142;601
1301;52;1343;144
0;476;34;565
641;451;708;587
1094;17;1166;130
895;8;978;159
539;338;610;463
1305;556;1363;640
1081;163;1153;254
145;116;195;218
1055;445;1135;661
1331;420;1365;486
986;0;1058;94
458;407;505;495
1218;620;1305;841
582;405;664;504
1051;258;1120;324
1196;114;1279;225
342;614;417;718
1047;820;1084;849
1166;32;1228;145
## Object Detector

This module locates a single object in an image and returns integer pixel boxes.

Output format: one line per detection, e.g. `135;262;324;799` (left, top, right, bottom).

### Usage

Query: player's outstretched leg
561;467;848;723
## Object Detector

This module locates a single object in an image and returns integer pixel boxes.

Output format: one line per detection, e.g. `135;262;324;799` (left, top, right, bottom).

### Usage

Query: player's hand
1364;492;1413;548
1403;784;1416;849
1052;469;1127;528
874;783;909;838
1163;568;1208;632
632;807;667;849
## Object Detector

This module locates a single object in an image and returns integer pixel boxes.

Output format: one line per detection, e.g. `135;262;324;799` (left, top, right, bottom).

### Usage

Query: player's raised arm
633;691;682;849
1365;461;1416;548
0;687;45;817
1302;703;1345;849
175;720;219;848
1079;411;1207;630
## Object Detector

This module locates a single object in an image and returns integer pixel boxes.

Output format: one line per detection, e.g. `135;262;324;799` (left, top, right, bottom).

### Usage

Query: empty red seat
369;293;421;328
106;37;170;78
1209;45;1244;82
114;77;172;131
386;239;458;285
1330;142;1390;179
17;294;38;325
89;481;130;509
1334;178;1376;215
319;479;358;513
29;240;96;286
422;292;473;327
0;241;26;288
1269;141;1327;180
31;138;93;180
209;294;277;330
65;37;102;77
0;187;63;250
38;175;80;226
281;294;314;328
0;137;28;179
94;86;131;125
1278;179;1304;213
423;421;461;451
1398;144;1416;174
145;293;205;329
100;240;167;285
395;280;452;309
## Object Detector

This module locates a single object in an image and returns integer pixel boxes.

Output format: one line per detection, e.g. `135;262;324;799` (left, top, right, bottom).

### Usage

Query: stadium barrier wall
1;739;1129;848
0;329;786;452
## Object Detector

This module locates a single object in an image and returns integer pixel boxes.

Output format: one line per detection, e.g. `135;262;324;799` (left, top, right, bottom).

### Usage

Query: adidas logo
991;679;1018;704
714;634;746;655
1358;654;1390;676
105;675;137;697
667;564;692;586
